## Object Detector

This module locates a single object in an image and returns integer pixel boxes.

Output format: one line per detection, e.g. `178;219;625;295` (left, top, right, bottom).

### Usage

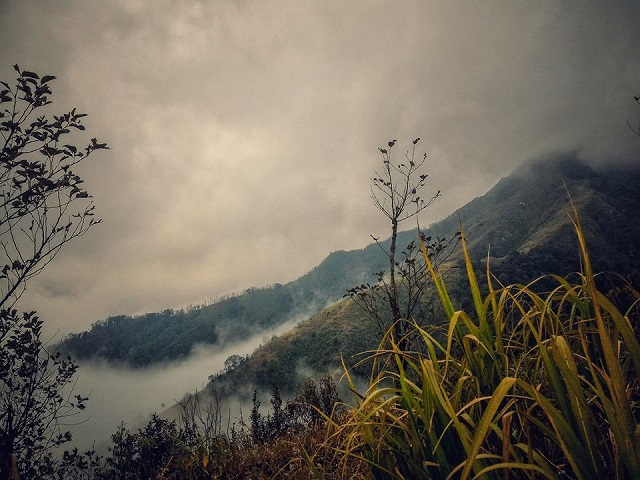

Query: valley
61;154;640;453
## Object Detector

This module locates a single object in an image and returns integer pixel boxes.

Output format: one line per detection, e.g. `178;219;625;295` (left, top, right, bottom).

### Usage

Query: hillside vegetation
205;155;640;398
59;155;640;372
41;153;640;480
60;245;388;366
58;205;640;479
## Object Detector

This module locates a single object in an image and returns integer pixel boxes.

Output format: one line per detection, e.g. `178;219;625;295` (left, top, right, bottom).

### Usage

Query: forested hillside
59;233;390;365
206;154;640;397
60;154;640;370
48;153;640;480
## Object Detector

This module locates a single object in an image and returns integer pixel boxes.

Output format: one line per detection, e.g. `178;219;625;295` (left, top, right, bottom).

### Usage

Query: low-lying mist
67;314;307;452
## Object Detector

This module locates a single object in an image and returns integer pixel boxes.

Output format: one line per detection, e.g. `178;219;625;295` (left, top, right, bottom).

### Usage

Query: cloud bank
0;1;638;335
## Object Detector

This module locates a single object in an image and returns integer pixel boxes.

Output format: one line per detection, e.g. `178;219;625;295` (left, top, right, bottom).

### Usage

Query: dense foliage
208;299;380;398
49;211;640;480
4;83;638;478
51;376;366;480
206;156;640;401
0;310;87;478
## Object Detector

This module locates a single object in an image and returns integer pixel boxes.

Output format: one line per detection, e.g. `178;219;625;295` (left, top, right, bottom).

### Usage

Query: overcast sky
1;1;639;336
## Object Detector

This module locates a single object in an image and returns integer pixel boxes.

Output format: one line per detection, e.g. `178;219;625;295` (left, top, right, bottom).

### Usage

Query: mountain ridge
59;153;640;371
204;153;640;397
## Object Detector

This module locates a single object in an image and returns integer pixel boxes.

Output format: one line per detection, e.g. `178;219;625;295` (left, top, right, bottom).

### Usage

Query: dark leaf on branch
21;70;39;79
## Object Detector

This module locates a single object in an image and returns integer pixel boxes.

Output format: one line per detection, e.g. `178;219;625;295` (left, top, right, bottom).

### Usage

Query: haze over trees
62;154;640;387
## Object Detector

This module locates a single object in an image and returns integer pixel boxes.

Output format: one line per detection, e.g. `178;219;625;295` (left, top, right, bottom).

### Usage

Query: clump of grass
216;418;370;480
332;208;640;479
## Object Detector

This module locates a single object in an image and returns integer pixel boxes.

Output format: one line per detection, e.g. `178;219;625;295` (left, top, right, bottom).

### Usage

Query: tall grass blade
459;377;516;480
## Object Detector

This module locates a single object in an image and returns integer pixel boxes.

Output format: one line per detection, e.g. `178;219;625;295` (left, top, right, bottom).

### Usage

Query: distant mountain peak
512;152;595;180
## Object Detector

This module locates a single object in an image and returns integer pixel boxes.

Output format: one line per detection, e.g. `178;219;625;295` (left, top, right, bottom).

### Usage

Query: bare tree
177;389;224;445
347;139;458;353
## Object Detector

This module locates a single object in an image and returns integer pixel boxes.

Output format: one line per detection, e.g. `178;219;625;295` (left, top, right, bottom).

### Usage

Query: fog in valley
68;314;307;452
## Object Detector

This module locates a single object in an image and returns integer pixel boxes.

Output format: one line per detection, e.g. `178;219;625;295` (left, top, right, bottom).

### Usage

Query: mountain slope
206;154;640;396
60;153;640;369
60;227;392;366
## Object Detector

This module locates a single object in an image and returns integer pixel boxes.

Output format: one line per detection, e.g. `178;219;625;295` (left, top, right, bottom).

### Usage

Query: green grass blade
459;377;516;480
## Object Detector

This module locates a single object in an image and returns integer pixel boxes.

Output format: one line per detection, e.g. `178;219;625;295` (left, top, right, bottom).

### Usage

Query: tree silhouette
0;64;107;310
0;65;108;479
346;139;458;358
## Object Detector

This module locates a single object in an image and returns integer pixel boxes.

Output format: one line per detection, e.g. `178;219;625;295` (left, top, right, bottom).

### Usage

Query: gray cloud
1;0;639;334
